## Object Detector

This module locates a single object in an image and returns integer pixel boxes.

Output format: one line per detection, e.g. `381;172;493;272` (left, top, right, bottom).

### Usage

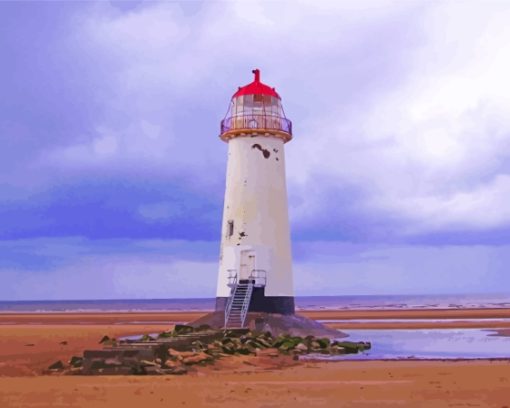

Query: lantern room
220;69;292;142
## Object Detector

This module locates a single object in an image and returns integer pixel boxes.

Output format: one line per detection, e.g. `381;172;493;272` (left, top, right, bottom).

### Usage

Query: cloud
288;2;510;237
2;0;510;246
0;238;220;300
2;237;508;300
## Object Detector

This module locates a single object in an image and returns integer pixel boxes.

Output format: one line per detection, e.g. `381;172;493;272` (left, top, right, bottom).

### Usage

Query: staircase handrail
239;282;254;328
224;273;238;328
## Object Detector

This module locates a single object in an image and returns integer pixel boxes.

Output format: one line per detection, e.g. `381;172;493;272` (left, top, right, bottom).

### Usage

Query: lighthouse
216;69;294;327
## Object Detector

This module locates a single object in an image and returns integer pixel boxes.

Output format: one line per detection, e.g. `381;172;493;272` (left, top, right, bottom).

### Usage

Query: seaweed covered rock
75;325;371;376
173;325;195;335
140;334;155;342
69;356;83;368
48;360;65;371
98;335;117;346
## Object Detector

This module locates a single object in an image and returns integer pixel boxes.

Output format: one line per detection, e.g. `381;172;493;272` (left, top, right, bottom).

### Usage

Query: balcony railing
227;269;237;287
221;114;292;136
249;269;267;287
226;269;267;288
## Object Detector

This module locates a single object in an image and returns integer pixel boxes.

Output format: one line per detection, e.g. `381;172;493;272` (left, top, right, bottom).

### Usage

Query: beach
1;309;510;407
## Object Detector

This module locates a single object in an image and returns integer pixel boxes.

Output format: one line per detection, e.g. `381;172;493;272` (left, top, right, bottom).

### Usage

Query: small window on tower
227;220;234;237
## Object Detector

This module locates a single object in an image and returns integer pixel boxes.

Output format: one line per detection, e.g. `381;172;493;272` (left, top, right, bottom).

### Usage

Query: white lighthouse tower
216;69;294;327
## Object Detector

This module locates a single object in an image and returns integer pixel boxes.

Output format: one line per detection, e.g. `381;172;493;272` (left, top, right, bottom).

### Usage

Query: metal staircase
224;279;254;329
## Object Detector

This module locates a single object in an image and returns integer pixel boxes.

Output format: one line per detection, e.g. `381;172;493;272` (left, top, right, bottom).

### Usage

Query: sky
1;0;510;300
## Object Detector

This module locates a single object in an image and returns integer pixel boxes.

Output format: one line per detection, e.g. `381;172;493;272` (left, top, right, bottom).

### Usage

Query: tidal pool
323;328;510;360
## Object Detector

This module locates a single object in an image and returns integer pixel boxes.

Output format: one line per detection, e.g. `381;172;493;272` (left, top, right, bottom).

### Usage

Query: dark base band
216;287;295;315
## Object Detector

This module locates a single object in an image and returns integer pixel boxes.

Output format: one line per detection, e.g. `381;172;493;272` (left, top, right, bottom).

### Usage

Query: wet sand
1;359;509;407
2;308;510;329
1;309;509;407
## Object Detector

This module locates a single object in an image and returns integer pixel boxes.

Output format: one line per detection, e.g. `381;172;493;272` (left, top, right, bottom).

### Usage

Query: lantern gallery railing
221;114;292;136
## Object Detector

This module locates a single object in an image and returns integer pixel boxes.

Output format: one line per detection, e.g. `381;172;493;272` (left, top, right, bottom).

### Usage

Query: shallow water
318;318;510;324
322;328;510;360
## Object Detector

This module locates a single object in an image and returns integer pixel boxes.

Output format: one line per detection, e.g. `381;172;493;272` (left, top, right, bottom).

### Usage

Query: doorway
239;250;256;280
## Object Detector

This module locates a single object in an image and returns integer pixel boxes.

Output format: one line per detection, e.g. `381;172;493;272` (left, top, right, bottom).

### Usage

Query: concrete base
216;286;295;315
189;312;346;339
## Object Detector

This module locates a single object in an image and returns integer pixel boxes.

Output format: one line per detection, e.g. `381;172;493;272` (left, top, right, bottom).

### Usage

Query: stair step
224;282;254;329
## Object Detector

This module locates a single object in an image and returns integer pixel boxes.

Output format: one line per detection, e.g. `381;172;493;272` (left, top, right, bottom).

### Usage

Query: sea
1;293;509;313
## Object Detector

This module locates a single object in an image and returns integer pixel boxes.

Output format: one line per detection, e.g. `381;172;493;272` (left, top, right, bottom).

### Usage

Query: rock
139;334;155;342
236;347;252;355
130;364;146;375
294;343;308;353
230;337;242;347
144;366;164;375
182;352;213;365
168;349;197;360
84;349;155;361
334;341;361;354
256;348;279;357
48;360;65;370
88;358;124;370
104;358;123;366
219;339;237;354
98;336;117;346
173;324;194;335
206;343;221;352
316;338;330;349
255;337;272;348
82;348;156;374
221;344;235;354
290;337;305;348
93;366;134;375
69;356;83;367
140;359;159;367
168;352;183;361
89;359;107;370
272;335;291;348
244;339;262;350
357;341;371;350
329;345;345;354
163;359;182;369
161;366;187;375
191;340;206;352
278;341;296;352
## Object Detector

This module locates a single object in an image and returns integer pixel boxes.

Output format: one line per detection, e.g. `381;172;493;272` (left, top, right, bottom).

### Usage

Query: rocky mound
48;327;369;376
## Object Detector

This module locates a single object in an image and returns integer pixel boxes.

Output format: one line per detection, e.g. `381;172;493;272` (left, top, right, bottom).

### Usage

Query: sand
1;309;509;407
1;360;510;408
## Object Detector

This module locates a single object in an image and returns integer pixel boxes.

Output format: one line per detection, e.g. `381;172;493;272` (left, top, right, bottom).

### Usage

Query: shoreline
2;308;510;330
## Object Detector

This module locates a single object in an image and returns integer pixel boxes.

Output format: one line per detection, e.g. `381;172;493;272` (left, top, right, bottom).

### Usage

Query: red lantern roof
232;69;281;100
